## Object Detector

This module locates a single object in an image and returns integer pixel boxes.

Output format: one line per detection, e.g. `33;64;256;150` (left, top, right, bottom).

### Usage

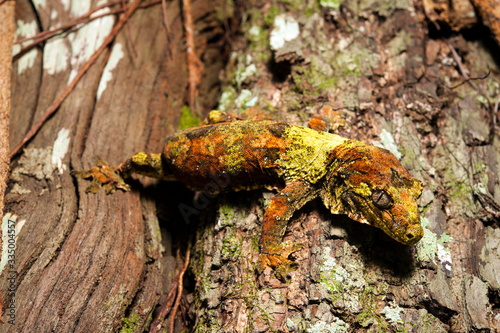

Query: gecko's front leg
73;153;170;193
258;181;319;279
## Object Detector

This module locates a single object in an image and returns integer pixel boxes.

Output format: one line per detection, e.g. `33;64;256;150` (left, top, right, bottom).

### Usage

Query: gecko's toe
86;180;102;194
73;160;130;194
275;260;299;281
257;241;304;279
257;253;273;274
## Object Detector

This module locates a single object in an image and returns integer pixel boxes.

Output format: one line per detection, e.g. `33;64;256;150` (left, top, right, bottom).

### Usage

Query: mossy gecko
74;111;423;276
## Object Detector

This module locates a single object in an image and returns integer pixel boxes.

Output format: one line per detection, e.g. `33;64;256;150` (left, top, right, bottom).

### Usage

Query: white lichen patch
10;184;31;195
43;37;70;75
416;217;452;273
217;87;237;111
70;0;91;17
235;89;255;108
321;256;338;271
32;0;47;10
319;248;349;293
11;147;55;181
336;36;351;51
437;243;452;274
0;214;26;275
270;14;300;50
416;217;438;263
67;5;114;83
307;317;349;333
245;96;258;107
97;43;124;100
13;20;39;75
320;0;342;10
315;244;369;313
240;63;257;81
373;129;402;159
249;26;261;37
381;301;404;324
235;54;257;88
60;0;70;12
52;128;71;174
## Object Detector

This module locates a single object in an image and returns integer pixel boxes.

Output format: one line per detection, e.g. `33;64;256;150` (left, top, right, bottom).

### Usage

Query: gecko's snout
400;223;423;245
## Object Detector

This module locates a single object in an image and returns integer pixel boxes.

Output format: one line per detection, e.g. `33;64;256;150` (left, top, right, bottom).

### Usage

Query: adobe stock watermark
2;213;18;325
178;172;230;224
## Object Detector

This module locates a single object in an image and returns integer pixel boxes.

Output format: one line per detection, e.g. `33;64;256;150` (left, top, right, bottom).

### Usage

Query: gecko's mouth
340;190;422;245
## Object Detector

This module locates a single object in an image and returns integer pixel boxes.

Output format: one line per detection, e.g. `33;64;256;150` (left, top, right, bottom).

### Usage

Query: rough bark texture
4;0;500;332
190;1;500;333
4;0;224;331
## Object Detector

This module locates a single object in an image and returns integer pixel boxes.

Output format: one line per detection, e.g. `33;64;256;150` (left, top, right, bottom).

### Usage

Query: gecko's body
76;114;423;275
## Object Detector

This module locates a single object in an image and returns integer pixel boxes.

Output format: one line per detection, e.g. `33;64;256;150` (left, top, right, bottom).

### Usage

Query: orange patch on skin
328;140;423;245
163;121;292;190
391;204;408;225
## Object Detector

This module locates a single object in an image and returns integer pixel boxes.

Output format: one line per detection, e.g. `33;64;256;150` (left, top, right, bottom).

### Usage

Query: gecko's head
324;141;423;245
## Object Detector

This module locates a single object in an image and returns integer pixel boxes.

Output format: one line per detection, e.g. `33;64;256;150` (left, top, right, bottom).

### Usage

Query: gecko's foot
72;159;130;194
308;105;346;133
203;110;238;124
258;241;304;280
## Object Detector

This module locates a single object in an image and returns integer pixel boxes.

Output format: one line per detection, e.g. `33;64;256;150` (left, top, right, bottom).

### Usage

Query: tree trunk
3;0;500;332
4;0;224;331
190;1;500;333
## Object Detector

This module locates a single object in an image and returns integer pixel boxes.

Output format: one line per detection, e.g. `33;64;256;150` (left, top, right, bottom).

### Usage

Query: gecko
74;110;424;277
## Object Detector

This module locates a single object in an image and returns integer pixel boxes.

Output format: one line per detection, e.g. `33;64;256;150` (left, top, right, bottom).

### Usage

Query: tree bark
190;1;500;333
4;0;500;332
4;0;224;331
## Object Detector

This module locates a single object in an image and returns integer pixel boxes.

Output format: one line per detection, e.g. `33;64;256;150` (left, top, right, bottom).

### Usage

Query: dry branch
183;0;204;110
149;245;191;333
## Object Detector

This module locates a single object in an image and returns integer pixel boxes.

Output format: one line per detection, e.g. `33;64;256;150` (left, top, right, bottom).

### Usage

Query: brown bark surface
3;0;224;331
3;0;500;332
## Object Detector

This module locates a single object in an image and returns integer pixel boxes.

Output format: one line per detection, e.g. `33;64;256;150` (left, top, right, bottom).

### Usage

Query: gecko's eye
372;190;393;209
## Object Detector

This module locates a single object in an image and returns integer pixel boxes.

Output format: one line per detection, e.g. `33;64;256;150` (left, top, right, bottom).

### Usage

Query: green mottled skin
76;113;423;276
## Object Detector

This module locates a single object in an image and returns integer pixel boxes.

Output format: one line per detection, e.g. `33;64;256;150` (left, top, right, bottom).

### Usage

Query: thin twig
446;40;495;145
122;0;138;59
449;67;491;89
149;270;181;333
15;0;123;45
169;244;191;333
14;0;162;60
161;0;172;60
9;0;143;159
446;40;481;92
149;243;192;333
494;97;499;128
182;0;203;110
13;8;126;61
